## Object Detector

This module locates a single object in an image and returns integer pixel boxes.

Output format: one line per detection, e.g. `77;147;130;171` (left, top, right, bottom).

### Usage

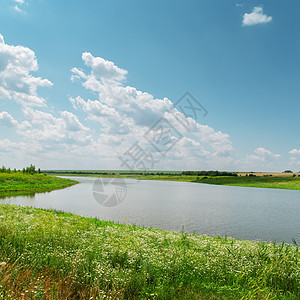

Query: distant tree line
44;170;240;177
44;170;180;176
0;165;41;175
45;170;117;175
181;171;238;177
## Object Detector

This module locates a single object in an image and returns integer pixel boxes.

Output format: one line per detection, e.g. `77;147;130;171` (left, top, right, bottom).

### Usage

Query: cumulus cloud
20;107;90;145
0;35;98;168
246;147;279;162
0;33;53;107
0;36;235;169
289;148;300;155
289;156;300;167
70;52;234;169
72;52;128;85
0;138;21;153
239;147;282;171
254;147;280;158
243;6;272;26
60;111;89;132
0;111;32;130
0;111;19;127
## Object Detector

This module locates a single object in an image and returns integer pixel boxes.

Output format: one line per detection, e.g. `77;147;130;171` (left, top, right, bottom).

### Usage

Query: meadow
193;175;300;190
0;173;77;194
0;204;299;299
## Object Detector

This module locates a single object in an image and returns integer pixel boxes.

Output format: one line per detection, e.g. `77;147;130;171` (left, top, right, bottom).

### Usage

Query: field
0;173;77;195
0;204;299;299
194;175;300;190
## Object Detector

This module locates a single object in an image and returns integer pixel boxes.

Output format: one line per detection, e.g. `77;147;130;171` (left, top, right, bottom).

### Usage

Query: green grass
0;173;77;193
0;205;299;299
193;176;300;190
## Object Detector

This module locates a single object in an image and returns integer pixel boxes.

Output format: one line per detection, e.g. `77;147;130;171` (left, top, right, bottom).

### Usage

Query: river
1;176;299;244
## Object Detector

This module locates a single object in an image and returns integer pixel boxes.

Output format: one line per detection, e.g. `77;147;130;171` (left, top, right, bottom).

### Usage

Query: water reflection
0;191;38;199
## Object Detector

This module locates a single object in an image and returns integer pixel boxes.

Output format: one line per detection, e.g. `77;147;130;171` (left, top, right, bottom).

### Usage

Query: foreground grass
0;205;299;299
0;173;77;194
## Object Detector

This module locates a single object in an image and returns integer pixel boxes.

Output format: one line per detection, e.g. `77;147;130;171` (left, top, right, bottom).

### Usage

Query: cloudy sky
0;0;299;171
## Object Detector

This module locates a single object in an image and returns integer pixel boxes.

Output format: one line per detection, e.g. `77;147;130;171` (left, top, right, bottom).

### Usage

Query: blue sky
0;0;299;171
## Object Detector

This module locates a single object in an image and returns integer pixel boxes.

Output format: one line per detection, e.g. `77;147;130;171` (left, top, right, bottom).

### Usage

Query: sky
0;0;299;172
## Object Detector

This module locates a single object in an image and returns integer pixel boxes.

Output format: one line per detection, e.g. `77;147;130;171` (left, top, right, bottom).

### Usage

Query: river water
1;177;299;244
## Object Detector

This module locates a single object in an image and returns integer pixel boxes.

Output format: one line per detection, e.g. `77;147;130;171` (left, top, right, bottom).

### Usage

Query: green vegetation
182;170;238;177
1;164;40;175
193;176;300;190
44;169;237;177
43;169;184;176
0;205;299;299
0;173;77;193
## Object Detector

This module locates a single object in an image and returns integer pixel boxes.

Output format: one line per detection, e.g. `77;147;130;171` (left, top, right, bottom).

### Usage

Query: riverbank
193;175;300;190
45;170;300;190
0;205;299;299
0;173;78;194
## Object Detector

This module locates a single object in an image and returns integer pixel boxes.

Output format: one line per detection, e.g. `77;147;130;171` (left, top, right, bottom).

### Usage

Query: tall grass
0;204;299;299
0;173;77;193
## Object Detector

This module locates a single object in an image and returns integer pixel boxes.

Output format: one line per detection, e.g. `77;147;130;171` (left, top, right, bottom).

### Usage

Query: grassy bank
0;205;299;299
0;173;77;194
193;176;300;190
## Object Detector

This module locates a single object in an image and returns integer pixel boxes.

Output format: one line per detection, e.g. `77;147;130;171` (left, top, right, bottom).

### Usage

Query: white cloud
238;147;283;171
255;147;280;158
0;35;98;168
23;107;56;125
18;120;32;130
13;5;22;13
20;107;90;145
0;111;19;127
70;52;234;169
13;0;26;13
1;37;271;170
0;111;32;130
289;149;300;168
289;148;300;155
0;138;21;153
244;147;280;164
0;37;284;171
60;111;89;132
243;6;272;26
289;157;300;168
0;33;53;107
81;52;127;84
